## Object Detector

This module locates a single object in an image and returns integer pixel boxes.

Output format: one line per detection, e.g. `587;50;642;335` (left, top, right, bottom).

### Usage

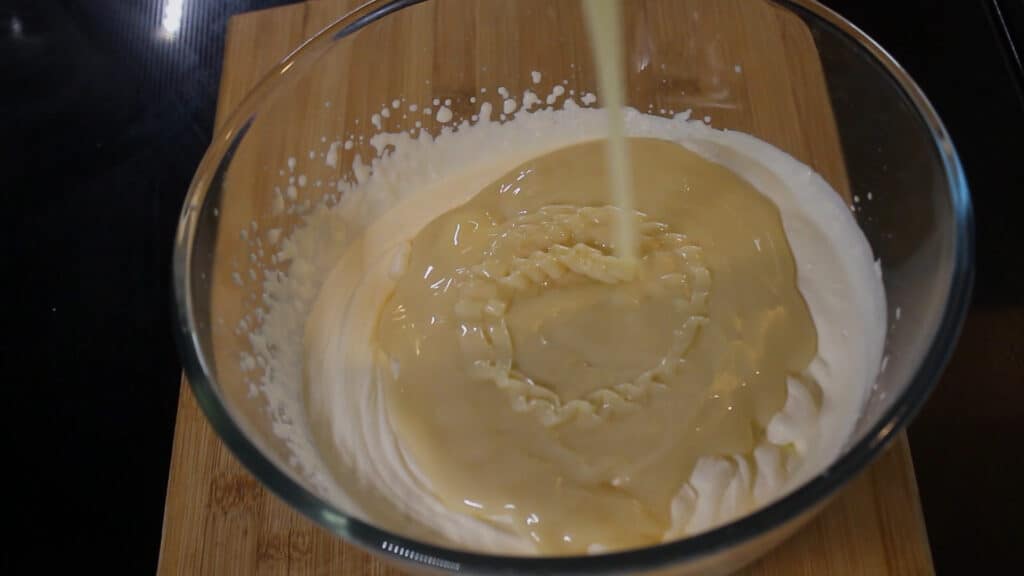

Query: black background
4;0;1022;573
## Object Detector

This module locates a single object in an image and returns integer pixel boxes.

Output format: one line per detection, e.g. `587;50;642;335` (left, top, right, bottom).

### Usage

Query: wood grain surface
159;1;935;574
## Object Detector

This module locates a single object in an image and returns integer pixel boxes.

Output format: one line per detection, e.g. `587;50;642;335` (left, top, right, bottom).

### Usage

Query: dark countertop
5;0;1022;572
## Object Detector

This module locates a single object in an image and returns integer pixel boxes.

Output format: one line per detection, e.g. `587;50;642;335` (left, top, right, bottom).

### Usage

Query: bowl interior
174;0;971;572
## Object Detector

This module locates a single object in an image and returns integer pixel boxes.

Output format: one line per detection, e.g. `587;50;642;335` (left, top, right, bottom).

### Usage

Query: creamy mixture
288;104;886;555
373;138;819;554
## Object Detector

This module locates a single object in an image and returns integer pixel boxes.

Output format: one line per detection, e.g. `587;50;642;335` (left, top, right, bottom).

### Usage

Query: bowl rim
172;0;974;572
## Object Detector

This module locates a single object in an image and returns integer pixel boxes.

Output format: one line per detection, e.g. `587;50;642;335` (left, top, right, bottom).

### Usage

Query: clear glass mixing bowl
173;0;973;573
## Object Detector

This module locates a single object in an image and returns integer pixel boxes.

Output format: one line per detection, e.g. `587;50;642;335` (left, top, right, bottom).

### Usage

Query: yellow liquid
583;0;637;263
378;139;817;553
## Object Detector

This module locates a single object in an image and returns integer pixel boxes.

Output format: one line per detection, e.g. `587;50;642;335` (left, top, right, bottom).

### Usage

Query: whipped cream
249;101;886;554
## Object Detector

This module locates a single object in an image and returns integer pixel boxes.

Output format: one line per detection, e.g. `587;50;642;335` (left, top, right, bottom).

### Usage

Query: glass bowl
173;0;973;573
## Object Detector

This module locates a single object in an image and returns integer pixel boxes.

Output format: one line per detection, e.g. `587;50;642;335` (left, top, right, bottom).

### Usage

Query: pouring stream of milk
583;0;638;264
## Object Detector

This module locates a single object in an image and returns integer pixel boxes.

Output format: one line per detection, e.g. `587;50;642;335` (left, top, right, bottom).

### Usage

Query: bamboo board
159;1;935;574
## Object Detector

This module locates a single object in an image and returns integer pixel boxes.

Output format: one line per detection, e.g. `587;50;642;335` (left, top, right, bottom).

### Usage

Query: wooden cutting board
159;1;935;574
